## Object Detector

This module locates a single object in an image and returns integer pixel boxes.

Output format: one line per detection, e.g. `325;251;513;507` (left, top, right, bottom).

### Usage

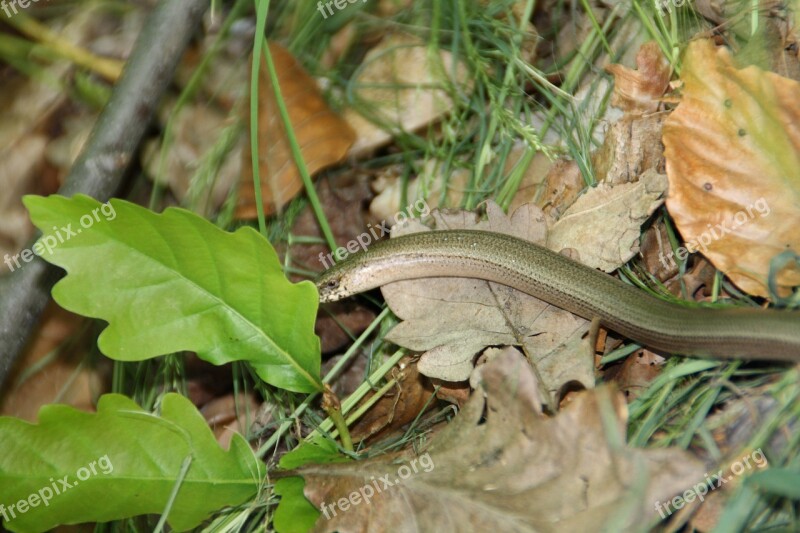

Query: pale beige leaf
299;348;704;533
343;34;471;157
369;159;468;222
547;169;668;272
663;39;800;297
382;201;593;407
143;103;242;216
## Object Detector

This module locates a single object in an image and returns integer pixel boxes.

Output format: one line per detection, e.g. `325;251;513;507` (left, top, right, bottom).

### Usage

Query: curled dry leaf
547;169;668;272
382;201;593;408
663;39;800;297
507;145;585;218
605;41;672;115
592;112;668;185
237;42;356;219
348;357;435;444
343;34;471;157
297;348;704;532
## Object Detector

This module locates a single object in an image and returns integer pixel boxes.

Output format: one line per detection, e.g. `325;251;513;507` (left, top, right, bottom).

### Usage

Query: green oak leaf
273;439;350;533
22;194;322;393
274;477;319;533
0;393;264;532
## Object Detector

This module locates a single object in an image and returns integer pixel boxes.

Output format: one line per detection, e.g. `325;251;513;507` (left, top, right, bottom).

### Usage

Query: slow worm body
316;230;800;361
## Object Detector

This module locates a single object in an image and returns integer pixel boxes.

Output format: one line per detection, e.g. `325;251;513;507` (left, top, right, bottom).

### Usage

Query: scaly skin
317;230;800;361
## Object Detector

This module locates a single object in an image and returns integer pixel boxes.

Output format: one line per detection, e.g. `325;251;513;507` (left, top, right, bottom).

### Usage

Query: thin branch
0;0;208;390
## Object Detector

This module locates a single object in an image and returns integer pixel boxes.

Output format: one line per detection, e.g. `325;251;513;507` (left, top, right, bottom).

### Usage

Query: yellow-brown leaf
663;39;800;297
237;42;355;219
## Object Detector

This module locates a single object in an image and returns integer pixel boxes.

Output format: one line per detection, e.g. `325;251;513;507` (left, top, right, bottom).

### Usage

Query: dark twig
0;0;208;390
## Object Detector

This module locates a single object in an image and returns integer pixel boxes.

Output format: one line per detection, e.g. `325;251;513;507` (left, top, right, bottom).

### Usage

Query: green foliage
0;393;264;532
273;439;350;533
273;477;319;533
23;194;323;393
747;468;800;499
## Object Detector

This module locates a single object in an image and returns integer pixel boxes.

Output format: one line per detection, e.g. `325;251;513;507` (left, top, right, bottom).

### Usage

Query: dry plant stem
0;0;208;391
323;385;354;453
5;12;124;82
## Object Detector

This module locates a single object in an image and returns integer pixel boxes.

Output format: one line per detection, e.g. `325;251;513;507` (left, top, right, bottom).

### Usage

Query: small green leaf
273;477;318;533
273;440;349;533
747;468;800;499
0;393;264;532
278;438;348;470
23;194;323;393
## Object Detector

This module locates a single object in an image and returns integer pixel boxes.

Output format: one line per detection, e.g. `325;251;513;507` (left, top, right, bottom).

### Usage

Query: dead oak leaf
382;201;593;408
605;41;672;115
298;347;704;533
547;169;668;272
663;39;800;297
237;42;355;219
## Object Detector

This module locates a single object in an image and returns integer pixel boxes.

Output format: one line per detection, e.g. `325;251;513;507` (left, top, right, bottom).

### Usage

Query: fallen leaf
663;39;800;297
1;304;102;421
237;42;356;219
348;357;435;444
605;41;672;114
603;349;665;402
547;169;668;272
343;34;471;157
369;159;468;222
200;392;260;450
592;113;668;185
296;347;704;532
143;103;242;215
381;201;593;408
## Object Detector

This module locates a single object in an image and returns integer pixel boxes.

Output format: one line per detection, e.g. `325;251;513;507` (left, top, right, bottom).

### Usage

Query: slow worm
316;230;800;361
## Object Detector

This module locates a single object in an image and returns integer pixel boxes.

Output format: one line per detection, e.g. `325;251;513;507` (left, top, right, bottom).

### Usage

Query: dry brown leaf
603;349;665;402
298;348;704;533
1;304;102;420
547;169;668;272
605;41;672;114
348;357;435;444
381;201;593;408
343;34;470;157
143;103;241;215
663;39;800;297
237;42;356;219
592;112;668;185
200;392;260;450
